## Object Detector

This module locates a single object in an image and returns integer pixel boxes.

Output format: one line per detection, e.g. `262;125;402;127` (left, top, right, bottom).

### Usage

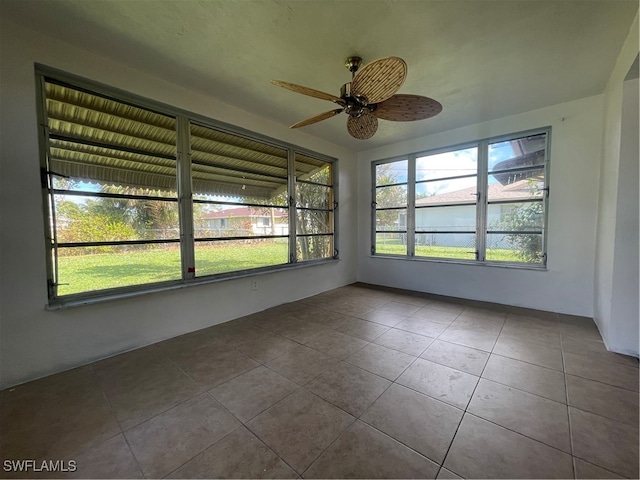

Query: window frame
371;128;550;269
36;65;339;308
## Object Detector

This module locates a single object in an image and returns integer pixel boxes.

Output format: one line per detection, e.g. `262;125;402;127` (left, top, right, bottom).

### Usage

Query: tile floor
1;283;638;479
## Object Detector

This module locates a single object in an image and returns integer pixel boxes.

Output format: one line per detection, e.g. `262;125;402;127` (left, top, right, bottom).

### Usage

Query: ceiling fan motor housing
340;82;370;117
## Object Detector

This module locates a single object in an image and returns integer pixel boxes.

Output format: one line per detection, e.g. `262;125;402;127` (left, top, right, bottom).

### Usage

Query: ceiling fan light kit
272;56;442;139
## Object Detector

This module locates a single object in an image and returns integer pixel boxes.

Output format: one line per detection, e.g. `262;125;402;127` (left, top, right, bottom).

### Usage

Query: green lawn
376;242;530;262
57;241;288;296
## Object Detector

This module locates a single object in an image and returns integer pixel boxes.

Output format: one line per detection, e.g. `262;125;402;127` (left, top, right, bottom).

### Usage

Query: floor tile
449;315;504;334
377;301;422;316
410;307;459;325
273;319;330;344
167;426;297;479
209;366;298;422
157;330;222;357
208;324;269;347
361;384;463;464
373;328;435;356
92;345;174;395
360;309;408;327
563;352;639;391
482;354;566;403
500;325;562;349
436;467;463;479
461;306;508;321
234;333;300;363
303;420;439;479
492;335;563;371
166;341;259;389
104;364;203;430
265;344;336;385
439;327;499;352
566;374;639;426
570;407;639;479
395;317;450;337
304;329;369;359
63;434;143;479
0;367;121;461
573;458;624;479
333;317;390;341
124;393;240;478
306;362;390;417
346;343;416;380
424;300;465;315
397;358;479;409
562;336;638;368
468;379;571;452
310;310;360;329
443;413;573;479
421;339;489;376
246;389;354;473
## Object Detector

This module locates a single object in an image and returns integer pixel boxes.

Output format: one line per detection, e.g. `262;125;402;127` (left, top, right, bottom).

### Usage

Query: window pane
487;201;544;232
376;209;406;231
416;177;477;205
376;160;408;185
486;233;543;263
297;235;333;261
54;195;179;242
297;210;331;235
416;147;477;181
415;234;476;260
488;168;544;201
489;133;547;172
195;238;288;276
196;206;288;239
191;123;288;205
296;183;331;209
376;185;407;208
296;153;332;185
415;205;476;232
57;244;181;296
375;233;407;255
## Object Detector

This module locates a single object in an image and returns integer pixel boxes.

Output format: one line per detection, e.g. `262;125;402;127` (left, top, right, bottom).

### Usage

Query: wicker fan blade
347;113;378;140
372;94;443;121
351;57;407;104
271;80;344;105
290;108;344;128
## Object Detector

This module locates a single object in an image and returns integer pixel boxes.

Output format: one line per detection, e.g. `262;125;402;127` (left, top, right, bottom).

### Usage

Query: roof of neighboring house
203;206;287;219
416;177;543;206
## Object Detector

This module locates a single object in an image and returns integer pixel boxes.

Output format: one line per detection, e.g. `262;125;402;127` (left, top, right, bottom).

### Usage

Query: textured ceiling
3;0;638;151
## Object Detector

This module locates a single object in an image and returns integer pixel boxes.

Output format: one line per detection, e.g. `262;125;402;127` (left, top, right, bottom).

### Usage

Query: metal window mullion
176;116;195;280
407;155;416;257
542;131;551;266
36;74;59;299
476;141;489;261
288;149;296;263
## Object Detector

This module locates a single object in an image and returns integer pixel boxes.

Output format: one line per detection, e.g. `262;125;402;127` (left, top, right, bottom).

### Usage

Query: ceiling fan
272;56;442;140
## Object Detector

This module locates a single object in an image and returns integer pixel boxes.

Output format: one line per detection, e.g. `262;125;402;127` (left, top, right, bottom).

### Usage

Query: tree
492;179;544;263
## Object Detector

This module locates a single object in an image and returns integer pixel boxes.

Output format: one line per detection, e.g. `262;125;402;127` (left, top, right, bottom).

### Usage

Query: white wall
593;11;639;357
357;95;603;317
0;19;357;389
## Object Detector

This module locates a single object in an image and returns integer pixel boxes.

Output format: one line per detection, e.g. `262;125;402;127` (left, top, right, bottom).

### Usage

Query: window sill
45;258;339;310
369;254;547;271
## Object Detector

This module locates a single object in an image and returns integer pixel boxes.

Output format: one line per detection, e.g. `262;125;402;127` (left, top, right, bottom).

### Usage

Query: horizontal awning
45;79;330;200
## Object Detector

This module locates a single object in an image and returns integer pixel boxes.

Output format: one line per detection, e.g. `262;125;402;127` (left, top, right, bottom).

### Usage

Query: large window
38;71;337;305
372;130;549;266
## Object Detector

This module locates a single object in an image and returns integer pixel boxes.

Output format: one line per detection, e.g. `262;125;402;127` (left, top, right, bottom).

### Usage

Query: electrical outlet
250;279;258;291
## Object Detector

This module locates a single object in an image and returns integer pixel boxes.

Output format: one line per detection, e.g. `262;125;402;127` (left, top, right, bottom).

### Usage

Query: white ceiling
3;0;638;150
